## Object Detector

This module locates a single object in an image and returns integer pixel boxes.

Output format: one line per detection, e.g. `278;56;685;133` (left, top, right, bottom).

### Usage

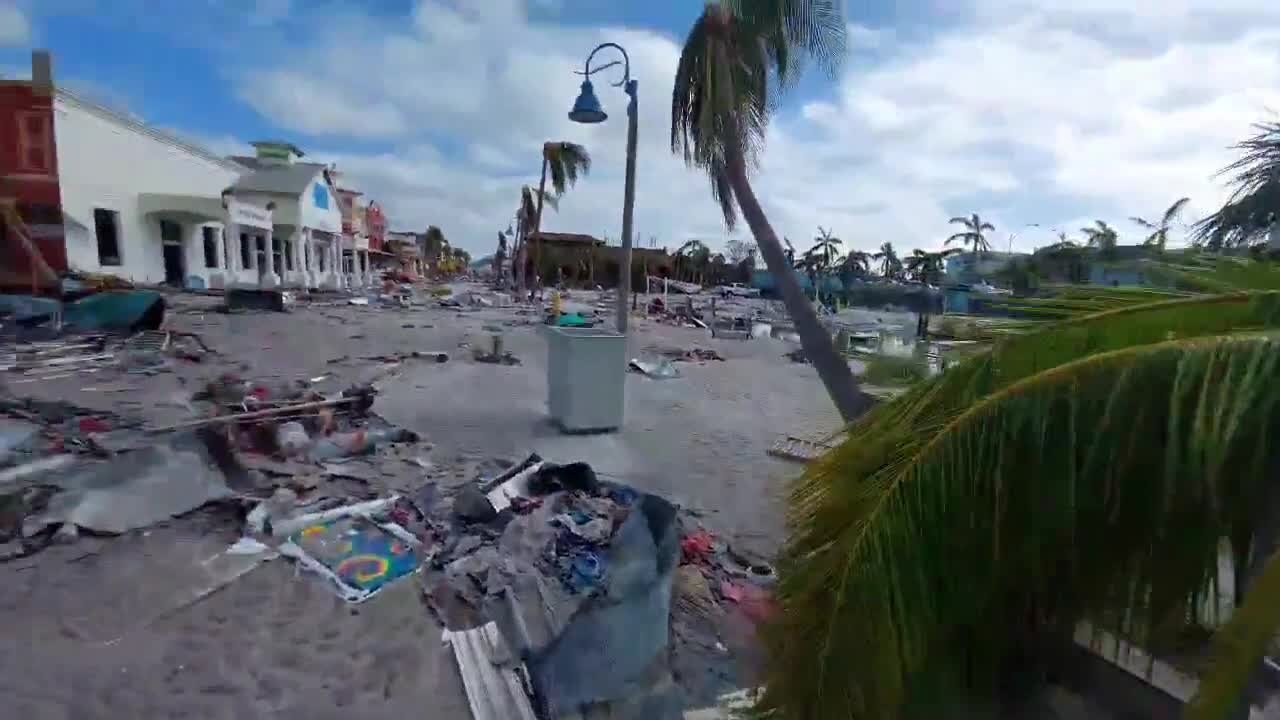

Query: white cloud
227;0;1280;256
0;2;30;46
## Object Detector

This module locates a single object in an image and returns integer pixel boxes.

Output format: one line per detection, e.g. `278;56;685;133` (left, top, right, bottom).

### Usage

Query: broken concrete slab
24;440;236;536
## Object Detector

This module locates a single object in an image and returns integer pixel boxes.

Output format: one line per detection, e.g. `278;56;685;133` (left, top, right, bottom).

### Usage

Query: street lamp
569;42;637;334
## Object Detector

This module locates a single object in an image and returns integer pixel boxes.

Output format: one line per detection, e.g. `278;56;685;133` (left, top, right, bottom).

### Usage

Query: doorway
255;236;267;281
160;219;185;286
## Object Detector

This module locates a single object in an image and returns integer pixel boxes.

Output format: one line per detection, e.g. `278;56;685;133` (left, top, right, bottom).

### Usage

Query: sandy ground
0;284;842;719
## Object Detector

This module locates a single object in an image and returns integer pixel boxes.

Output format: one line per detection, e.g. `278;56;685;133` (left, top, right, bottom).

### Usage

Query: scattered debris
629;358;679;379
767;432;843;463
225;288;293;313
277;496;423;602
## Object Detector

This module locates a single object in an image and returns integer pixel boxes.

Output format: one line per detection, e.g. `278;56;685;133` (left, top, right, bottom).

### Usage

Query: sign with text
227;199;272;230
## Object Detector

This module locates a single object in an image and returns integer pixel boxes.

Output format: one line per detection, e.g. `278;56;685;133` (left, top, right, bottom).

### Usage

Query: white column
261;226;281;288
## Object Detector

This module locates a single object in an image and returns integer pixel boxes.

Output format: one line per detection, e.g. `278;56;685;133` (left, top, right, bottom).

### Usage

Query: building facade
229;141;346;290
0;51;63;293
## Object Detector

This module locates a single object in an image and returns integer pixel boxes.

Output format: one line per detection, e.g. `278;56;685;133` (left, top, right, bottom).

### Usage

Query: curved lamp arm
577;42;631;88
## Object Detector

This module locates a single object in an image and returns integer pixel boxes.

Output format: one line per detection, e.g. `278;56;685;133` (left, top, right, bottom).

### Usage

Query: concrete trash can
545;326;626;433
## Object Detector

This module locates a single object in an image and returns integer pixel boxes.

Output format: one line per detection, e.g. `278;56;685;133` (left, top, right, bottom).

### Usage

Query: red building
0;51;65;294
365;200;386;251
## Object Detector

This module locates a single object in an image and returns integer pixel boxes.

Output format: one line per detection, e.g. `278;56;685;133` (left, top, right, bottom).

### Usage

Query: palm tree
946;213;995;255
873;241;901;279
512;185;556;290
493;231;507;279
676;239;711;284
530;141;591;283
530;142;590;238
1081;219;1119;257
811;226;843;270
758;290;1280;719
671;0;871;422
904;247;955;285
1132;196;1190;253
840;249;871;278
1193;120;1280;251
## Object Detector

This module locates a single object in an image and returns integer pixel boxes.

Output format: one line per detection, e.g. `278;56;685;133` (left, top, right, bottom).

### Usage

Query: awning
138;193;225;224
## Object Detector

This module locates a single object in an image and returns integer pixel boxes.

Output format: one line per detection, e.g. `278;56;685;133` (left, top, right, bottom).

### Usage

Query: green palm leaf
761;333;1280;719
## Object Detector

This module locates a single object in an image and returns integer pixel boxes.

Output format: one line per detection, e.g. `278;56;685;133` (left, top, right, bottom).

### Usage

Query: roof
526;232;603;246
54;89;245;172
231;161;328;196
250;140;306;158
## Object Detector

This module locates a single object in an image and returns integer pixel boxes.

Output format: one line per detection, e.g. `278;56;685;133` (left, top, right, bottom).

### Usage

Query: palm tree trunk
532;155;550;290
514;215;526;292
724;148;872;422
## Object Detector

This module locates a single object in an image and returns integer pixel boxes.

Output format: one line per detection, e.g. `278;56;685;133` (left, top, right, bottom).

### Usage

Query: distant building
944;251;1028;284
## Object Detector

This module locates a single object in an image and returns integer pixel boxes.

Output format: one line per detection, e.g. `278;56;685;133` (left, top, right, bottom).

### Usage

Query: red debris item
250;386;270;400
719;579;778;624
77;417;111;434
510;496;543;514
681;529;716;565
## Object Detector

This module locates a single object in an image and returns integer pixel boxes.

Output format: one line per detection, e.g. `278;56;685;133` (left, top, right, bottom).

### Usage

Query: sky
0;0;1277;258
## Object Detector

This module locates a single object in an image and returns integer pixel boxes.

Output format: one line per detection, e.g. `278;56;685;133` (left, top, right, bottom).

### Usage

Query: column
330;239;343;290
245;230;258;287
223;223;238;287
262;226;281;288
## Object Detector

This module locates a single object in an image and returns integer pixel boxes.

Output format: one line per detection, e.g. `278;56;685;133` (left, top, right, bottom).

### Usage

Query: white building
228;141;345;290
54;90;277;289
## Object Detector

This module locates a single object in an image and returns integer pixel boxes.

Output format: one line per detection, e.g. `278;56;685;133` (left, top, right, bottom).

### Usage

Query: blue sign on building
313;183;329;209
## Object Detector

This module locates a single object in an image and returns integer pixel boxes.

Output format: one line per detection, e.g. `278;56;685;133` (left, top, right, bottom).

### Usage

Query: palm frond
945;233;970;245
1163;196;1191;226
1186;547;1280;720
544;141;591;196
1131;215;1158;230
761;332;1280;718
948;216;970;226
979;222;995;232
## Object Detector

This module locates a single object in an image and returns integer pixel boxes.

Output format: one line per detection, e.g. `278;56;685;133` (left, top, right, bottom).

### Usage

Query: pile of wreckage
1;358;774;718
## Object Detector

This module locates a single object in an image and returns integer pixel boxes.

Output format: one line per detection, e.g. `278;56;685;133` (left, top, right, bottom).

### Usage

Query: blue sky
1;0;1278;256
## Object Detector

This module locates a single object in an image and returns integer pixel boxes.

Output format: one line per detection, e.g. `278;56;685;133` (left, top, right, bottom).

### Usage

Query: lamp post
569;42;637;334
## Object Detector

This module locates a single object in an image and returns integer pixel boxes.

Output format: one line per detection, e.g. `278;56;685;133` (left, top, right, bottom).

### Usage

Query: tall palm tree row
671;0;872;422
945;212;995;255
758;289;1280;719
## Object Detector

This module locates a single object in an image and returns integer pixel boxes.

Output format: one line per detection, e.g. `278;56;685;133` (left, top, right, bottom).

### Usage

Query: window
93;208;121;266
159;219;182;244
16;111;53;175
312;183;329;209
221;228;230;269
202;227;219;269
240;233;251;269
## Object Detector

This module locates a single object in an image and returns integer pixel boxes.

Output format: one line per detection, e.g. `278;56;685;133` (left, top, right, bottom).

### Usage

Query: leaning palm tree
1080;219;1120;256
513;185;557;290
946;212;995;255
530;142;591;237
1193;120;1280;251
671;0;871;421
872;241;901;279
759;290;1280;719
840;249;871;278
1131;196;1190;253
